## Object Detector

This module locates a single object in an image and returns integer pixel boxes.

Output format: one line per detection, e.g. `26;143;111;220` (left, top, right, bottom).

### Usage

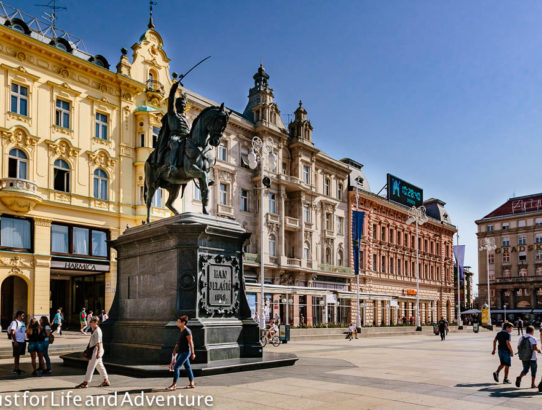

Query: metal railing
145;79;165;96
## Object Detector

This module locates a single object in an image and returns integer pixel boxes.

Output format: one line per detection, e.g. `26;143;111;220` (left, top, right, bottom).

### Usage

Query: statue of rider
153;80;191;174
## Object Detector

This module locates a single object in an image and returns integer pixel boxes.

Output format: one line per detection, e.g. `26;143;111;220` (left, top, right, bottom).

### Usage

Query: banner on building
352;210;365;275
453;245;466;280
481;308;489;325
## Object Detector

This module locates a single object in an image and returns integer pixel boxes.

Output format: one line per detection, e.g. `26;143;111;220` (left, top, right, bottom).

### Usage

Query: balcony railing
286;258;301;267
285;216;299;230
0;177;42;212
145;80;165;97
317;263;352;275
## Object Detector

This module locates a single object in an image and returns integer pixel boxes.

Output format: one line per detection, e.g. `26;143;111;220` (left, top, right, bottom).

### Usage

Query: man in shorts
515;325;540;388
7;311;26;375
492;322;514;384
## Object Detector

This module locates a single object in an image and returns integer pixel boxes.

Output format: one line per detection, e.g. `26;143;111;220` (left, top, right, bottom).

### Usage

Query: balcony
0;178;42;212
266;213;280;224
285;216;299;231
286;258;301;267
145;80;165;105
317;263;352;275
244;253;259;264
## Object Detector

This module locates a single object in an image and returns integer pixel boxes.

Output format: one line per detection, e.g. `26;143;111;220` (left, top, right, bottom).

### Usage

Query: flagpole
456;231;463;330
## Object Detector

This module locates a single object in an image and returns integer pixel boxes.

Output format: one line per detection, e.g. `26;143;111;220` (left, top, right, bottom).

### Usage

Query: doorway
50;278;69;320
1;276;27;329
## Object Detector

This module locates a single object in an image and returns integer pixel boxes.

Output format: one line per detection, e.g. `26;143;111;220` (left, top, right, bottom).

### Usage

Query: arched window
269;235;276;257
93;169;108;200
53;159;70;192
148;71;154;83
303;242;310;260
8;148;27;179
337;250;343;266
325;247;332;264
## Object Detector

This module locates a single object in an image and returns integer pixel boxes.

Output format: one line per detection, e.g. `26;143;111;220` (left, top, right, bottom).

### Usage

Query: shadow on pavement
455;383;494;388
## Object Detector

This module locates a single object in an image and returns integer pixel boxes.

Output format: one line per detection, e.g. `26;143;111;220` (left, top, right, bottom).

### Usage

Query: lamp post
504;303;507;323
479;237;496;326
456;232;463;330
354;179;362;331
248;136;277;330
406;205;428;331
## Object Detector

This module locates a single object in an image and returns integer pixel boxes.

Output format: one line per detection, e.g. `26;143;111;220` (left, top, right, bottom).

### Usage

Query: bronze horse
144;104;230;222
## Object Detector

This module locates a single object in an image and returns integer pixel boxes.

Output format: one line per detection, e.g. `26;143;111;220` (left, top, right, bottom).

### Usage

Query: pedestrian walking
7;311;26;375
79;307;87;334
75;318;110;388
347;323;358;340
492;322;514;384
39;316;53;375
99;310;108;323
515;325;540;388
26;318;45;377
52;308;63;335
517;318;524;336
438;317;449;341
166;315;195;391
84;311;94;334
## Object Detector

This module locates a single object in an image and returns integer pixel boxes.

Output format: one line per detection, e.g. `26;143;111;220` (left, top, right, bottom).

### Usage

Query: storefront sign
404;289;417;296
387;174;423;207
208;264;232;307
51;260;109;272
481;308;489;325
326;294;337;304
390;300;398;307
494;244;542;253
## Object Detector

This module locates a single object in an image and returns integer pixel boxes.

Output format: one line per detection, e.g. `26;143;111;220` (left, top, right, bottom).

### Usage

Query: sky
15;0;542;287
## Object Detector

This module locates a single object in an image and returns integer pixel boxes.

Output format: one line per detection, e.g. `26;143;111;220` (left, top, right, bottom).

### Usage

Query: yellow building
0;5;176;326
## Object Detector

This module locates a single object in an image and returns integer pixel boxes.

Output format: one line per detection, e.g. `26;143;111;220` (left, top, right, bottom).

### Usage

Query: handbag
82;343;95;360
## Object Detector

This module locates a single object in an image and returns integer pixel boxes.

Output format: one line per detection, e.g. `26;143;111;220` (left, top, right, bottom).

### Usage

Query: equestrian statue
145;78;230;222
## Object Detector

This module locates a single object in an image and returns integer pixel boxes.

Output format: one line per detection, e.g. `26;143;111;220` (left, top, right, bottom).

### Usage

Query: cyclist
267;320;278;339
348;323;358;340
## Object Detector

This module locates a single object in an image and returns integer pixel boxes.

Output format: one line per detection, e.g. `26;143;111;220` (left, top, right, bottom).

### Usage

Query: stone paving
0;330;541;409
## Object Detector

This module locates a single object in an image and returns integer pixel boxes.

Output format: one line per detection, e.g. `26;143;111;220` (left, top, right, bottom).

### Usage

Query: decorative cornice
86;95;117;110
45;138;80;158
0;63;40;82
2;127;39;147
86;149;116;169
46;80;81;97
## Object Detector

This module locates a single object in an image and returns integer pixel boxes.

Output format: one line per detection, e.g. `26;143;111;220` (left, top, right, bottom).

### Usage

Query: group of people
7;311;52;376
8;310;196;391
79;307;108;335
492;322;542;391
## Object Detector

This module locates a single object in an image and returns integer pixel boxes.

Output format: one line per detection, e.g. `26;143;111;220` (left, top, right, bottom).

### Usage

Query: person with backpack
7;311;26;375
493;322;514;384
438;317;449;341
26;318;45;377
79;308;87;334
515;325;540;388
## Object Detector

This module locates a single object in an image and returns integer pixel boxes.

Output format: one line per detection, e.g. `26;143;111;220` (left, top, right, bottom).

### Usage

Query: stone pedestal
101;212;261;365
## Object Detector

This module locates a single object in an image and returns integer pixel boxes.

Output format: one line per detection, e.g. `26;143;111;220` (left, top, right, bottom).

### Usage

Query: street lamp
479;237;496;326
504;303;507;323
281;296;294;325
354;177;363;331
248;136;277;330
406;205;428;331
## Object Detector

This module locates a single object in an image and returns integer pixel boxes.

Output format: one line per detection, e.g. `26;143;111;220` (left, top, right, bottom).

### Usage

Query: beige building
476;193;542;320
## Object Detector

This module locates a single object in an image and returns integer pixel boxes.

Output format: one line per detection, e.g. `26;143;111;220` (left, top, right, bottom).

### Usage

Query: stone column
306;296;313;327
33;218;52;318
386;301;391;326
293;294;300;326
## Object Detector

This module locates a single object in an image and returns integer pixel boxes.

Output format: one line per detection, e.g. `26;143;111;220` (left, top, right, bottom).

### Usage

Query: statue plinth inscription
208;265;232;307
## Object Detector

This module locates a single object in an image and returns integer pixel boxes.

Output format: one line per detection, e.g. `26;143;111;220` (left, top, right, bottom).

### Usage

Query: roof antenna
35;0;67;31
149;0;158;29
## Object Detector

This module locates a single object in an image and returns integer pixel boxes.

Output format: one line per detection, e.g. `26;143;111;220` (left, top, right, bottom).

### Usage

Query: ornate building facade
476;193;542;314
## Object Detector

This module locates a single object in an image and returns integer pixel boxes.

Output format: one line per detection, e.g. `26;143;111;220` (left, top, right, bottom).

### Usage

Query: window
536;234;542;244
51;224;68;253
502;237;510;247
53;159;70;192
404;233;408;247
152;188;163;207
337;216;344;234
152;127;160;148
503;250;510;264
337;183;343;200
269;235;276;257
240;189;249;211
373;224;377;240
325;213;332;231
219;183;228;206
488;253;495;264
303;205;310;223
218;142;227;161
536;251;542;261
536;218;542;226
51;223;108;257
397;232;402;246
373;254;377;271
93;169;108;200
519;252;527;263
325;248;332;264
324;178;330;196
55;99;70;129
519;236;527;245
381;255;386;272
8;148;27;179
397;258;401;275
268;193;276;214
390;257;394;274
502;223;510;230
487;225;494;232
430;242;434;254
11;83;28;116
405;260;408;275
302;165;310;184
73;227;89;255
381;227;386;241
424;239;428;252
303;242;310;260
1;216;31;250
389;229;394;244
240;148;250;169
193;184;201;201
95;113;108;140
518;220;526;228
139;133;145;147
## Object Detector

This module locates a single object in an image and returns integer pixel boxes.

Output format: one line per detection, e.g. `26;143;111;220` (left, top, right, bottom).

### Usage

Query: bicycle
260;330;281;347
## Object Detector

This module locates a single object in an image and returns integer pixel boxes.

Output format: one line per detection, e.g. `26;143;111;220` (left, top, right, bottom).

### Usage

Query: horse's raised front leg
165;184;181;215
200;175;209;215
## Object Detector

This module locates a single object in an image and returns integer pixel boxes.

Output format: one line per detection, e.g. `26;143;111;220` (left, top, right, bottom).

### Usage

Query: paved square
1;330;541;409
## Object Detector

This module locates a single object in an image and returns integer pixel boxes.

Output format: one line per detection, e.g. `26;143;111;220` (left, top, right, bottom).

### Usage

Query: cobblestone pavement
0;330;541;409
